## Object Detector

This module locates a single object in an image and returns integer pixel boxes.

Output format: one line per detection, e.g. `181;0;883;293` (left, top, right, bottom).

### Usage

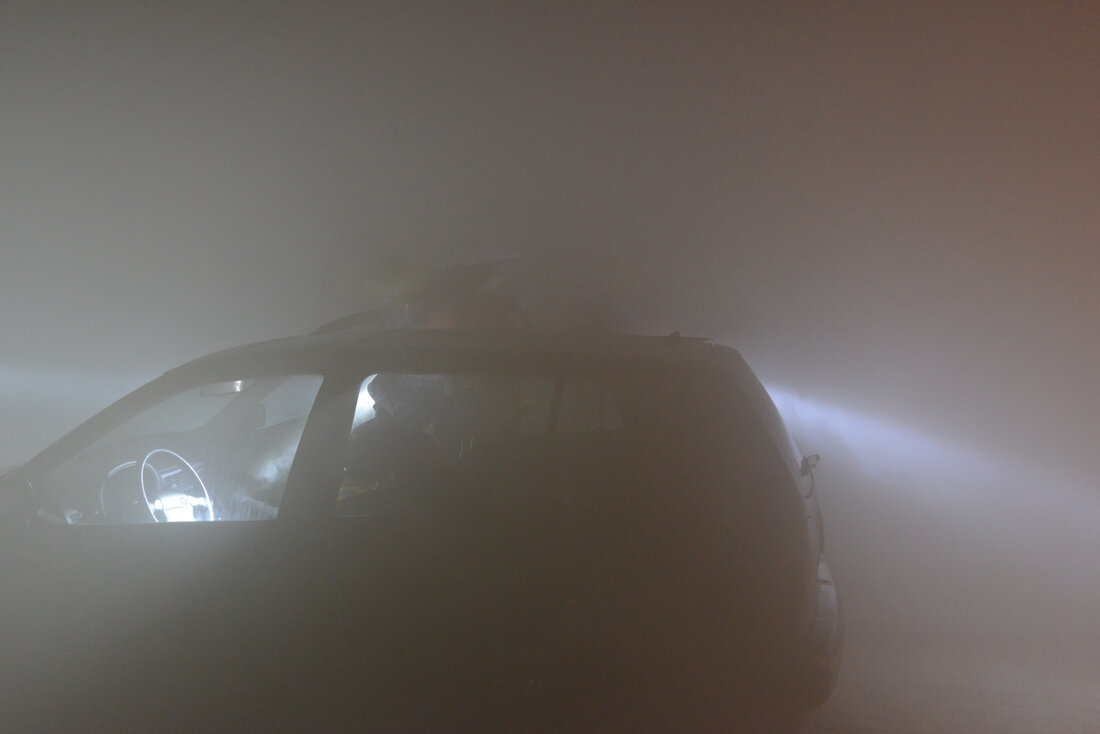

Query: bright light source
352;374;377;429
150;493;206;522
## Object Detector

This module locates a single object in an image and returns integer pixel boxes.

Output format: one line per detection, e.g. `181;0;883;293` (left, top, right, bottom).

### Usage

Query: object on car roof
314;261;529;335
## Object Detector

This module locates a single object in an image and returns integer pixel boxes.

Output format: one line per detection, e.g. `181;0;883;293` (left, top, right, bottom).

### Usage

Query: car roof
173;327;726;376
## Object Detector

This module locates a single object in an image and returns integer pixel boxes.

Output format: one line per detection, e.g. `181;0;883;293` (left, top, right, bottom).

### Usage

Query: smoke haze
2;2;1097;729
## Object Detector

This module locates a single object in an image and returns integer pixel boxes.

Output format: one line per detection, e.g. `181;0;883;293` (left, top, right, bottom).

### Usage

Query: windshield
37;375;323;524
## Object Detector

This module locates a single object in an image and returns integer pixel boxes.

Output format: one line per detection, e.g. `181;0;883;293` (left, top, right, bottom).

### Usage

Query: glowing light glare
253;453;293;485
768;387;994;468
766;385;1100;602
765;386;1009;508
140;449;213;522
765;385;1099;527
151;493;208;522
352;374;377;429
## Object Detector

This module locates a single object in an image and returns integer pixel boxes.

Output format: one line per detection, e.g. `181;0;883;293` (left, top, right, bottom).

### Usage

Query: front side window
39;375;323;524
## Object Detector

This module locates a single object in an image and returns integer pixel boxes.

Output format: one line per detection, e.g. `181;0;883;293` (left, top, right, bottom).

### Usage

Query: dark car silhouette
0;327;841;732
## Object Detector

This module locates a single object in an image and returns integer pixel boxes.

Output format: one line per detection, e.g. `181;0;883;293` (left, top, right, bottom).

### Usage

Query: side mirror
800;454;820;478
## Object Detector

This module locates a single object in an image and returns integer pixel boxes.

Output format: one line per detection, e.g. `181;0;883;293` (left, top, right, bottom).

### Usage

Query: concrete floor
818;622;1100;733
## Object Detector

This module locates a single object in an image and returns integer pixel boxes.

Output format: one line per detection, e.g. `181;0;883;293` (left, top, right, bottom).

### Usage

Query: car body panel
0;328;841;730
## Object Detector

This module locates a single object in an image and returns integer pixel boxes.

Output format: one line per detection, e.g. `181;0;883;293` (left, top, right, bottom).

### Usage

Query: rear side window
39;375;323;524
336;372;624;515
333;366;783;518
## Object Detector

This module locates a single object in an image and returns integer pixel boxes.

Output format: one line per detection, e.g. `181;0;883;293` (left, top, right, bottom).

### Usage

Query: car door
313;366;619;725
0;371;349;729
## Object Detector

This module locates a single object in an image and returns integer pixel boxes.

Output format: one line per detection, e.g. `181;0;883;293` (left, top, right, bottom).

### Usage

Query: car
0;325;841;732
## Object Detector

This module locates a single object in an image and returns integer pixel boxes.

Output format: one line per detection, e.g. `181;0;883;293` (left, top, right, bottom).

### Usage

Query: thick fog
2;3;1097;730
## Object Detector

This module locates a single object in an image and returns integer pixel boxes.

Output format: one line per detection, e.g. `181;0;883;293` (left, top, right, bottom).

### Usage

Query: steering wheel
139;449;213;522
